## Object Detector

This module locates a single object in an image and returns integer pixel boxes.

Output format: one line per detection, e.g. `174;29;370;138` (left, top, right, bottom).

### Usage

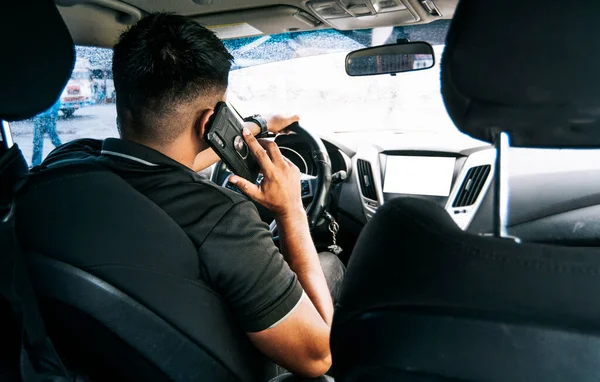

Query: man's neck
125;136;196;170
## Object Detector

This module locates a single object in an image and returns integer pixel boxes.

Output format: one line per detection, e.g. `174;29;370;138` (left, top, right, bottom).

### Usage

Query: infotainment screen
383;156;456;197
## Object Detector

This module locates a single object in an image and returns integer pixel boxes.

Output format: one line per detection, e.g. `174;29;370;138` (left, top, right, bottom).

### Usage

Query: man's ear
194;108;215;142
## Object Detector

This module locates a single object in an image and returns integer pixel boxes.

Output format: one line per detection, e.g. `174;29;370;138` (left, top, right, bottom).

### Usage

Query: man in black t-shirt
46;13;343;377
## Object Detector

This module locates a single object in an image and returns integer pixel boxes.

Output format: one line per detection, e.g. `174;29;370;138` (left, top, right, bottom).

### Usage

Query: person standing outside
32;97;62;166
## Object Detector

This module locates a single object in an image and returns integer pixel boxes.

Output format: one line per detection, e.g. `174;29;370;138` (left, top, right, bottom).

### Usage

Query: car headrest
0;0;75;122
441;0;600;148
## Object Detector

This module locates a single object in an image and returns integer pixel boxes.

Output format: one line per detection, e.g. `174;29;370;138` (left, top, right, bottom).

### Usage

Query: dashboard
274;134;352;177
331;133;495;231
210;131;496;231
206;129;600;248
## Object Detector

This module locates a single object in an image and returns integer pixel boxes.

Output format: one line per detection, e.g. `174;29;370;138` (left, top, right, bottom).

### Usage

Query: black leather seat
15;161;275;381
332;197;600;381
331;0;600;381
1;0;76;379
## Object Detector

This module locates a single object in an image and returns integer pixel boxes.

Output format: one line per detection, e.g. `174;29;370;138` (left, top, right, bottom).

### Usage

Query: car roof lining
56;0;457;49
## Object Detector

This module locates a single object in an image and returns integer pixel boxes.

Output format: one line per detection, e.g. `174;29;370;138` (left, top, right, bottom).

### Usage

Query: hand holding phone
229;129;304;217
204;102;259;182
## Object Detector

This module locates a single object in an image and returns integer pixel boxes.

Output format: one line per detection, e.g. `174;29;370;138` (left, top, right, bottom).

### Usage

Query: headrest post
1;121;14;150
493;131;510;238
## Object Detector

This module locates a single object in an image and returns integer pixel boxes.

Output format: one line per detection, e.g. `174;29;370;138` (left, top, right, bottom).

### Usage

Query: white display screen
383;156;456;197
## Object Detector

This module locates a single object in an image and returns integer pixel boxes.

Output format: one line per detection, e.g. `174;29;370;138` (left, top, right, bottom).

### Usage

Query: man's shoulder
40;138;103;167
134;167;253;227
141;174;258;251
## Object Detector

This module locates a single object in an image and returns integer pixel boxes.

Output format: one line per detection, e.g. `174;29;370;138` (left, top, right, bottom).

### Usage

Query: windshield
225;20;453;134
9;22;600;173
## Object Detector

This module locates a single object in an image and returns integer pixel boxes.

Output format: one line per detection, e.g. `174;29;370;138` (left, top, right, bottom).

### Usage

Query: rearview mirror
345;42;435;77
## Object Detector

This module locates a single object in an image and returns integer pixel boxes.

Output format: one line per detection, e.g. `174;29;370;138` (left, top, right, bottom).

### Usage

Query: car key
324;212;343;255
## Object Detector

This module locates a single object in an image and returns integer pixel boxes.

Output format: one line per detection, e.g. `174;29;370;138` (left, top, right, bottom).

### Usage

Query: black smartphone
204;102;259;182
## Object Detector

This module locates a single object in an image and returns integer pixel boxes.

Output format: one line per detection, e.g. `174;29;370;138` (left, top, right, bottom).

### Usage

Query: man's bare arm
230;128;333;377
276;207;333;325
247;296;331;378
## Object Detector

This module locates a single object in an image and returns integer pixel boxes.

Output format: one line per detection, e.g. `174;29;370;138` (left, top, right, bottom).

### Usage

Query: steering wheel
270;122;332;234
212;122;332;233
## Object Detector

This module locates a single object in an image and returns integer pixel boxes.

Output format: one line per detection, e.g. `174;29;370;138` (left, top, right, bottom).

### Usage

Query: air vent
357;159;377;201
452;165;491;207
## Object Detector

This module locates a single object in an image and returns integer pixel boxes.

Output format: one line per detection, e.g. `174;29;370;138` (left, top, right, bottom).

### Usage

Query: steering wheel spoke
300;173;318;200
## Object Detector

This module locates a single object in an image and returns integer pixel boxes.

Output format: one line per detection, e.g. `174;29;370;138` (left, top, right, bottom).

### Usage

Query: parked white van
59;58;95;117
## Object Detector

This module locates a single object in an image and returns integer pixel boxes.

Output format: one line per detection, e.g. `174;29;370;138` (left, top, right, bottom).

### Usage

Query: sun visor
56;0;141;48
0;0;75;121
194;6;325;40
441;0;600;148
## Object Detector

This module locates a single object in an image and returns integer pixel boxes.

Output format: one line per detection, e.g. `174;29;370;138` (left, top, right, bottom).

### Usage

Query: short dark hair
112;13;233;143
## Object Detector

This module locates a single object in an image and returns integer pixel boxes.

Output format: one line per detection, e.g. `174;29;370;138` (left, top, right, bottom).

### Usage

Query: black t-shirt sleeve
197;200;303;332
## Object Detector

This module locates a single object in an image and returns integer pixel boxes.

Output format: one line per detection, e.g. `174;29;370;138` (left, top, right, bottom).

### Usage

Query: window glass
225;23;454;134
10;30;599;175
11;46;117;167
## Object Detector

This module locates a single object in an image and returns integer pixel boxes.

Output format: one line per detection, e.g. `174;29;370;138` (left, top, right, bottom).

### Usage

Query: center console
354;145;495;230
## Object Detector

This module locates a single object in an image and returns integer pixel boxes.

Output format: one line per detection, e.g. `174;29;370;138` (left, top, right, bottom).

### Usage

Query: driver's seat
14;159;276;381
6;1;277;381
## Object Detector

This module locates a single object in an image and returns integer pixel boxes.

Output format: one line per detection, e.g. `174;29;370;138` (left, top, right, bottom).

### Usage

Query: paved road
10;104;118;166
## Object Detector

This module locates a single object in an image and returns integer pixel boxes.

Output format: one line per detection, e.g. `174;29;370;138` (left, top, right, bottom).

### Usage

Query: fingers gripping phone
204;102;260;183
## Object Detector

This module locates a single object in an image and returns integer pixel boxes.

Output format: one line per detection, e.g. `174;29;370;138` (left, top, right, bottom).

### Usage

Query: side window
11;46;117;167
